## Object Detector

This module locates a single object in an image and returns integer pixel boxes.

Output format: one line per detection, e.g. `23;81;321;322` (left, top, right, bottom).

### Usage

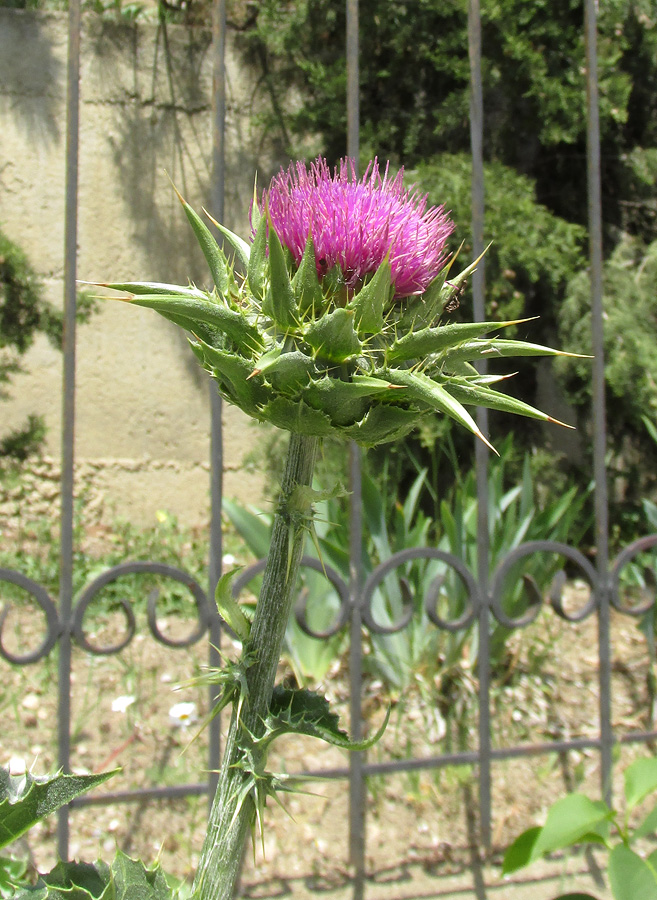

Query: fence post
57;0;82;862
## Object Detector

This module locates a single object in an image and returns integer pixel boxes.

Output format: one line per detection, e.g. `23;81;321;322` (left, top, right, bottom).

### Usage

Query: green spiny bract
99;191;578;450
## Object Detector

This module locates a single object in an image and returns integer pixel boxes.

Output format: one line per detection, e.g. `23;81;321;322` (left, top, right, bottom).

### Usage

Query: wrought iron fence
1;0;656;895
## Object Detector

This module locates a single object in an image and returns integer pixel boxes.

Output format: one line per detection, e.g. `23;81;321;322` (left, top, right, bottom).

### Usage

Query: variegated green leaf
342;403;420;446
251;348;318;394
259;397;335;435
194;341;268;413
445;337;585;364
90;281;207;299
304;308;362;363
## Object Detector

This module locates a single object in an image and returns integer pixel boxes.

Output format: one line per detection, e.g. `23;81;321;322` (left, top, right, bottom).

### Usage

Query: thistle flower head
263;157;454;298
103;160;578;449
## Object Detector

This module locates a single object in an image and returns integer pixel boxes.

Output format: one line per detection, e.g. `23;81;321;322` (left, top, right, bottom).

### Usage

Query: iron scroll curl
361;548;480;635
230;556;350;640
0;569;60;664
610;534;657;616
73;562;210;654
490;540;599;628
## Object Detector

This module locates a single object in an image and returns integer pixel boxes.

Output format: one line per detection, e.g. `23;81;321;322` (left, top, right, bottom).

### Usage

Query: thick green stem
193;432;319;900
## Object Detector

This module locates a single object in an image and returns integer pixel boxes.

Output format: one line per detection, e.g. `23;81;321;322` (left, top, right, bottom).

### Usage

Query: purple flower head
261;157;455;298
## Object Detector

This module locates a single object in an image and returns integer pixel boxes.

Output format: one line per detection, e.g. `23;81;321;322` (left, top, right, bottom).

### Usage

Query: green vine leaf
265;686;389;751
0;768;117;852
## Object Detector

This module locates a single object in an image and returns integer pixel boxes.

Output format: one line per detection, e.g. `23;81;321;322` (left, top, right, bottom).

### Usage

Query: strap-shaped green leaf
0;768;117;851
304;308;362;363
266;686;389;751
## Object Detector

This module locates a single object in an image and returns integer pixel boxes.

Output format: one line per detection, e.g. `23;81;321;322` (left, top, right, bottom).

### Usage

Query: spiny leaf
203;208;251;273
348;257;391;334
266;686;390;751
342;403;420;446
259;397;335;435
387;318;534;363
304;308;362;363
193;340;268;413
251;349;318;395
88;281;207;299
444;378;573;427
118;294;263;356
385;368;497;453
248;216;268;301
444;337;589;364
264;216;300;330
292;232;324;318
0;768;117;851
302;375;393;427
171;185;230;297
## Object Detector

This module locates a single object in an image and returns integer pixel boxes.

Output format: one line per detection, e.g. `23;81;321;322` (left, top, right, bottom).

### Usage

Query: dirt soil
0;576;655;899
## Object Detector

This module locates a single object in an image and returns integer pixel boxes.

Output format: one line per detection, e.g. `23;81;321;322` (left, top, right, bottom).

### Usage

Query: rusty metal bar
56;0;81;862
207;0;227;809
467;0;492;849
346;0;366;893
584;0;613;805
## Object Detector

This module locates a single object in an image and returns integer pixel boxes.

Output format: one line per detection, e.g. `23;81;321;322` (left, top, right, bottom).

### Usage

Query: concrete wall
0;8;285;524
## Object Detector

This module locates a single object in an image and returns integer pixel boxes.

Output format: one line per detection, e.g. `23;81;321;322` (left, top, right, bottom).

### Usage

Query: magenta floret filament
263;157;454;299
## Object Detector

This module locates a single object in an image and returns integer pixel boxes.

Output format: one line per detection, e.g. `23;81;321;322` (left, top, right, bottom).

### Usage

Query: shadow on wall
88;18;212;288
0;11;62;146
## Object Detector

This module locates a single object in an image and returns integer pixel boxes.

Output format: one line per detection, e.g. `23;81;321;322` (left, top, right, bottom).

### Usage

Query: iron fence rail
0;0;653;894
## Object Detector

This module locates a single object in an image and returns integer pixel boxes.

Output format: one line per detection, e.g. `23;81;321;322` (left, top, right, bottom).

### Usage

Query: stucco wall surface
0;8;281;524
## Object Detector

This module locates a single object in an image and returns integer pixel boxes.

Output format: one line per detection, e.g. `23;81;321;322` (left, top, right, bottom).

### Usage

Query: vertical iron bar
468;0;492;849
584;0;612;804
346;0;365;894
57;0;81;861
207;0;226;805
